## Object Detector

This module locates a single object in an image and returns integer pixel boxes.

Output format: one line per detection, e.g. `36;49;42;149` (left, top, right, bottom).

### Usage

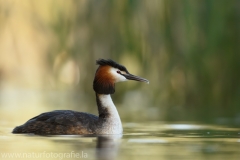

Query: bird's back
12;110;99;135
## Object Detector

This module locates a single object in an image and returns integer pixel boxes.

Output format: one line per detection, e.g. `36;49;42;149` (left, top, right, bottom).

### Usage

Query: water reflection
96;135;121;160
0;122;240;160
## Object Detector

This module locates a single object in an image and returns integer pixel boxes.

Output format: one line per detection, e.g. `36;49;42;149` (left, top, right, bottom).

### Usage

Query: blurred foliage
0;0;239;124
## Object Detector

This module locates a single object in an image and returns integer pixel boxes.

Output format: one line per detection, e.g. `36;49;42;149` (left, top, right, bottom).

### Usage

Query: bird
12;59;149;135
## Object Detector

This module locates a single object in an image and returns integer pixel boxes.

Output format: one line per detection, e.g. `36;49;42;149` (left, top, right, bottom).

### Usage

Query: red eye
117;70;121;74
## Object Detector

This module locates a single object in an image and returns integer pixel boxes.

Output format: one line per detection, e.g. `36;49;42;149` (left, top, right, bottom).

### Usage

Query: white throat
98;94;122;134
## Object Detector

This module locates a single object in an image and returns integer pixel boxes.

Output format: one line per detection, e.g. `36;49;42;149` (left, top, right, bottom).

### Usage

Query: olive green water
1;122;240;160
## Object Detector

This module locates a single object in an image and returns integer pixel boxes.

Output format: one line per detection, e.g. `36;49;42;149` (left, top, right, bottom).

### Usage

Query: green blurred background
0;0;239;126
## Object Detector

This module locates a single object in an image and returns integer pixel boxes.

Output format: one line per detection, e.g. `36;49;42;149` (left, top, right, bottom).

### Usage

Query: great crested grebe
12;59;149;135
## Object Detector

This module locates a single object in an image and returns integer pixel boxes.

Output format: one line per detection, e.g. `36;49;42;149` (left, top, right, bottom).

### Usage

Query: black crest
96;59;129;73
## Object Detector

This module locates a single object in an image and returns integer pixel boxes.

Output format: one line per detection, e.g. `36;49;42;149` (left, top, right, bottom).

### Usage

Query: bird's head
93;59;149;94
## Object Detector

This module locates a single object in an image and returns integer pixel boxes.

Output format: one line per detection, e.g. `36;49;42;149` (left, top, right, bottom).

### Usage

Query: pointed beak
122;73;149;84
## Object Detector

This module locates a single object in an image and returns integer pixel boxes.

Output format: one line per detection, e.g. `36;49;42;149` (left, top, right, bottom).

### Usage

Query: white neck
97;94;122;134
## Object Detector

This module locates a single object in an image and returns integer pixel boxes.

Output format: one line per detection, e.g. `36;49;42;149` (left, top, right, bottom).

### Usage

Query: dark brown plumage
13;110;99;134
94;65;115;94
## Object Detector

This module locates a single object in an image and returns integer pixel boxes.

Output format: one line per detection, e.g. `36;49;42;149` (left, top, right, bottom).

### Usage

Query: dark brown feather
93;65;115;94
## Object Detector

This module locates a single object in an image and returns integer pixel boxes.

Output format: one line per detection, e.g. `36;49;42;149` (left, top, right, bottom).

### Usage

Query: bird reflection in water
96;135;122;160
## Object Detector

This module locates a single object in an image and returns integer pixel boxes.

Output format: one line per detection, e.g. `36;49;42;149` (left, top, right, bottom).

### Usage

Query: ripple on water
0;122;240;160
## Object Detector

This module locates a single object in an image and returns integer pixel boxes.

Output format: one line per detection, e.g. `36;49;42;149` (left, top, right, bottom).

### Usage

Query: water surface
1;122;239;160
